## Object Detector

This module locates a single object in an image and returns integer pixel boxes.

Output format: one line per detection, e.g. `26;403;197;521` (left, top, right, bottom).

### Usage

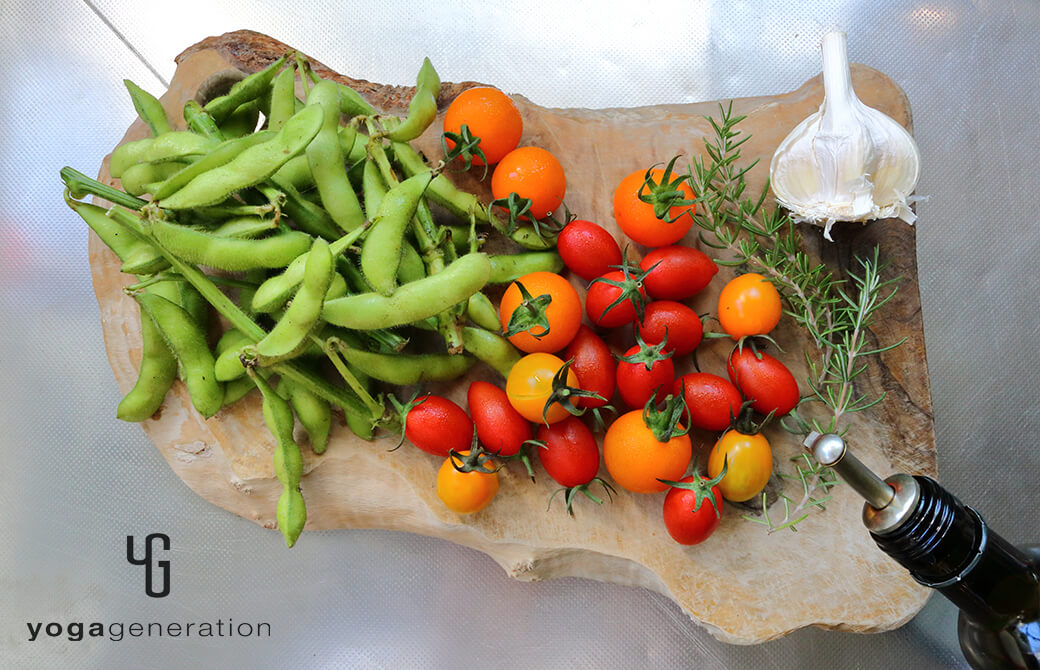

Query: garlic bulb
769;31;921;240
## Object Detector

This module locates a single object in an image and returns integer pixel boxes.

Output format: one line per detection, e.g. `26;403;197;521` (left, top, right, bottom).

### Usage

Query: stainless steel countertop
2;1;1037;667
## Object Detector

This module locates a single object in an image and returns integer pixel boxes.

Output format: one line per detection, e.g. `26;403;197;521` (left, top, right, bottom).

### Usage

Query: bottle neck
871;476;1040;629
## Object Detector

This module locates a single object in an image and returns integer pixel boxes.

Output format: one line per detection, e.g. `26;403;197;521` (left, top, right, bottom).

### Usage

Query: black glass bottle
808;433;1040;669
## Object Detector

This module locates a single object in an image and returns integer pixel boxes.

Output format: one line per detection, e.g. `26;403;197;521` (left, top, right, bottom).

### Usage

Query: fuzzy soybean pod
116;281;179;422
251;371;306;548
214;328;254;382
465;292;501;332
183;100;224;140
278;376;331;455
323;252;491;330
305;81;365;233
255;238;334;358
121;161;187;197
338;346;474;385
461;326;521;379
208;215;278;239
386;58;440;142
360;172;432;296
135;292;224;418
102;207;170;275
147;218;312;271
267;64;297;132
124;79;171;136
65;197;150;265
110;132;215;178
487;251;564;284
204;54;288;124
220;100;261;139
397;241;426;285
152;130;275;201
251;224;366;313
361;159;387;217
156;104;322;210
337;82;375;118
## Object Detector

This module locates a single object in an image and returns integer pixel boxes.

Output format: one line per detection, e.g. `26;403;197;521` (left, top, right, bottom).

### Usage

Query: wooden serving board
89;30;935;644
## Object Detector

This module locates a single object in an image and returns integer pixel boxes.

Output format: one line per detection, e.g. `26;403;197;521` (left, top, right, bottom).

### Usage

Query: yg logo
126;534;170;598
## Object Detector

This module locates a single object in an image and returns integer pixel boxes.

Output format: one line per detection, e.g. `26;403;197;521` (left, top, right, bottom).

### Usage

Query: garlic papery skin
769;31;921;241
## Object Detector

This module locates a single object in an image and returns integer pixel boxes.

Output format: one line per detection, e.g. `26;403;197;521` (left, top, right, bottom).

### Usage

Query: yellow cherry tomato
505;353;577;424
436;451;499;514
707;430;773;502
717;273;782;339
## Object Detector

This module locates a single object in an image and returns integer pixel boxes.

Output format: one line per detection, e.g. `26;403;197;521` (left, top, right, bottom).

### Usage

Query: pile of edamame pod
61;52;563;547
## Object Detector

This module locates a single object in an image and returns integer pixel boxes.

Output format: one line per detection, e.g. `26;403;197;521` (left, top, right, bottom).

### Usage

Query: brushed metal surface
2;1;1037;668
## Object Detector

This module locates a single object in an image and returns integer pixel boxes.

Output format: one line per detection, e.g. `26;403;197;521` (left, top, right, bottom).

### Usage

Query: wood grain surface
89;30;935;644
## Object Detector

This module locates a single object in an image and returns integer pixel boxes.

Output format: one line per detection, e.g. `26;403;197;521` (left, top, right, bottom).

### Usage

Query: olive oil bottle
808;434;1040;669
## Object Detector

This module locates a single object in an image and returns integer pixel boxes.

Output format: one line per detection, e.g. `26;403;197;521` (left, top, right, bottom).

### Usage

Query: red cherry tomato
673;373;742;432
536;416;601;487
556;219;623;282
637;301;703;356
404;395;473;457
616;343;675;410
563;325;615;409
662;475;724;545
727;348;800;417
639;245;719;301
467;381;533;457
585;270;646;328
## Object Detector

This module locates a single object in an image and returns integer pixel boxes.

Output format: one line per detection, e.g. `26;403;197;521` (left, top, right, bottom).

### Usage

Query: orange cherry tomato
499;271;582;353
443;87;523;166
505;353;577;424
436;451;500;514
716;273;782;339
612;168;695;247
602;410;692;494
707;430;773;502
491;147;567;220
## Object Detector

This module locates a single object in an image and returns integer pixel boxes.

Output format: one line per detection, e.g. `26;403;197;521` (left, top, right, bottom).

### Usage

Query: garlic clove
769;31;921;240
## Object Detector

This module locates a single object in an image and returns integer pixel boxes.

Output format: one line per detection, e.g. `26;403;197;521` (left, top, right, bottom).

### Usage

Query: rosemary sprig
688;102;905;532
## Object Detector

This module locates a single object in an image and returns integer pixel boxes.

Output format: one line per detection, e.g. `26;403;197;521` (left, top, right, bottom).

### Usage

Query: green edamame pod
305;81;365;233
183;100;224;140
156;105;322;210
338;346;474;385
120;161;187;196
326;272;348;300
273;155;314;191
251;224;365;313
255;238;333;358
219;100;260;139
391;140;480;221
488;251;564;283
65;197;147;263
397;241;425;285
204;54;288;124
135;292;224;418
361;159;387;218
222;374;258;407
98;206;170;275
215;346;250;382
208;215;278;239
110;132;216;178
251;370;306;548
508;225;557;251
322;253;491;330
341;126;367;164
179;280;209;329
152;130;275;201
466;292;501;332
116;287;178;422
124;79;171;136
461;326;520;379
278;377;331;455
385;58;440;142
336;82;376;118
268;176;342;241
268;64;297;132
360;172;432;296
148;218;312;271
